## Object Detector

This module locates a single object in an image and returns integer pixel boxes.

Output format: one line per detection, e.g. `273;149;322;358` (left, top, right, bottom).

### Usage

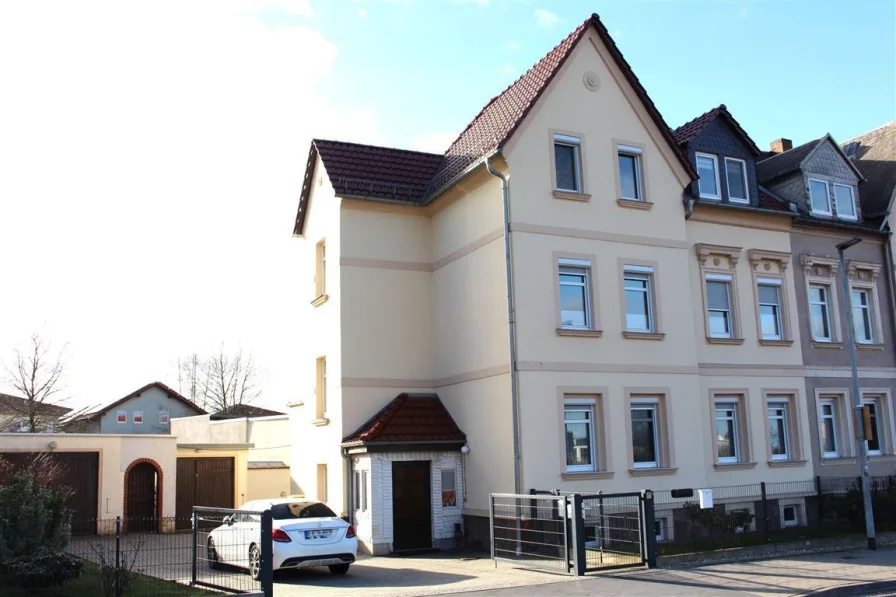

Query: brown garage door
0;452;99;535
175;457;234;530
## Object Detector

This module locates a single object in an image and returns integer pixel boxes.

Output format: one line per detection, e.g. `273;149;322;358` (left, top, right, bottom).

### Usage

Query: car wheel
248;544;261;581
329;564;350;575
207;537;220;569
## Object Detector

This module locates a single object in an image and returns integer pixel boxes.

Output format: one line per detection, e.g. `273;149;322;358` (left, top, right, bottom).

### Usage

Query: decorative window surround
800;254;840;277
550;129;588;199
846;260;881;283
762;391;804;464
696;243;742;268
748;250;792;344
801;255;843;344
554;253;601;335
847;261;884;346
558;389;610;477
748;249;791;273
696;244;743;342
708;391;753;468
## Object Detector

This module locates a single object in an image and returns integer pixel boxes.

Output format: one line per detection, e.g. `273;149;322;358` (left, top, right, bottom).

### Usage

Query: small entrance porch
342;393;467;555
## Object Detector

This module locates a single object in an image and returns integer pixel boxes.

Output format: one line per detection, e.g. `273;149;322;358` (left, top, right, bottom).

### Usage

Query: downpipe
485;154;522;497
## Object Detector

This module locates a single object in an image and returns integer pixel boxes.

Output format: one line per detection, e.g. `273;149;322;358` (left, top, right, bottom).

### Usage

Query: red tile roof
342;393;466;446
672;104;761;155
757;186;793;213
294;13;696;236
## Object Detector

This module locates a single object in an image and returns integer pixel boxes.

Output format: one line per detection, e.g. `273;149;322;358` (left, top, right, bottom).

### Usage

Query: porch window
441;470;457;507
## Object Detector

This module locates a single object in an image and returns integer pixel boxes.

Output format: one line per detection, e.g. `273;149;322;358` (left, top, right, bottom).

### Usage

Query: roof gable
342;393;466;446
757;134;864;184
673;104;761;155
293;13;696;235
0;393;72;417
60;381;205;424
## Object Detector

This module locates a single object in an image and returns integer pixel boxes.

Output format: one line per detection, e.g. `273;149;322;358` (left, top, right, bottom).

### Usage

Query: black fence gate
489;490;656;575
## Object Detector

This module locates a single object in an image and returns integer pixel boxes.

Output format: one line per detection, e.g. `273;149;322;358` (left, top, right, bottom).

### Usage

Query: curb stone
799;580;896;597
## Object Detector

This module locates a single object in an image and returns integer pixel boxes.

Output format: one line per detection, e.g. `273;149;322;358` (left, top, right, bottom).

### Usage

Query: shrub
0;454;83;589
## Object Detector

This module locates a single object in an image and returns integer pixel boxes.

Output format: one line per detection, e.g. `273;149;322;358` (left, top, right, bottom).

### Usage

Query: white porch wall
352;450;464;554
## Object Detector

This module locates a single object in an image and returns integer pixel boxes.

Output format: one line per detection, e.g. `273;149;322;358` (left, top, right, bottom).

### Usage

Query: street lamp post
836;237;877;550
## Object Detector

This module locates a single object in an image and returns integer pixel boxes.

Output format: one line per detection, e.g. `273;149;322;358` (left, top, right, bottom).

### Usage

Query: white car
206;498;358;580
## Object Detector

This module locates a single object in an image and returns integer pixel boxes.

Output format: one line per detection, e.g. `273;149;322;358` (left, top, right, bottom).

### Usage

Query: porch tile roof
342;393;466;446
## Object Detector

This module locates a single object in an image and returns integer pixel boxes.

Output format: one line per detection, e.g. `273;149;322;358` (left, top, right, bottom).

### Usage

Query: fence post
488;496;496;567
260;509;274;597
191;510;198;586
642;490;658;569
570;494;586;576
597;491;605;565
815;475;824;522
760;482;770;543
114;516;122;597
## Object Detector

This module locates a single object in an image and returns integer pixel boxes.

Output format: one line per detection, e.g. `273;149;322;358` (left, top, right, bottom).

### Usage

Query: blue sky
300;0;895;152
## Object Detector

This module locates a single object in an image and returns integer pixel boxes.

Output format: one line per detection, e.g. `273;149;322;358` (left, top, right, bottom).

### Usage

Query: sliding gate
489;490;656;575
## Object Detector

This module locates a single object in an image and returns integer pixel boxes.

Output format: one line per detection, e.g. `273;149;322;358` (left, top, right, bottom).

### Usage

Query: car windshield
270;502;337;520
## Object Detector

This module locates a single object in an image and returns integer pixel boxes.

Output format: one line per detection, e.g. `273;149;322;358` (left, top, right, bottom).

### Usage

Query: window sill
617;198;653;210
706;337;745;345
812;341;842;349
311;294;329;308
857;343;886;351
767;459;807;468
821;457;856;465
868;454;896;462
622;331;665;341
553;190;591;202
628;467;677;477
557;328;603;338
759;339;794;347
561;471;615;481
699;195;721;201
312;417;330;427
713;462;758;471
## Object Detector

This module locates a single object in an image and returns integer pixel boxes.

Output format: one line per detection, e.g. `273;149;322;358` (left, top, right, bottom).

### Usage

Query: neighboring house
675;106;814;494
60;381;205;434
0;392;71;432
289;13;896;553
756;133;896;477
171;408;292;503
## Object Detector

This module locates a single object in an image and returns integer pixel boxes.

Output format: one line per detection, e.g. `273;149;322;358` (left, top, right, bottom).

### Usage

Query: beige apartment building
290;15;816;554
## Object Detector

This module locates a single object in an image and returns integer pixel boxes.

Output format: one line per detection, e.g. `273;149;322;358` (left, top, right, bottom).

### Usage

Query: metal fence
490;493;573;574
65;513;271;596
581;492;647;571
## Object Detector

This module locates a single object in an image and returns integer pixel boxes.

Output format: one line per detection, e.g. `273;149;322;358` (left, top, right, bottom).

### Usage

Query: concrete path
440;548;896;597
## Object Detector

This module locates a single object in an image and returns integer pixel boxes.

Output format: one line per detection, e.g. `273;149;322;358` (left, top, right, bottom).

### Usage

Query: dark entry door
175;457;235;530
127;462;158;532
392;461;432;551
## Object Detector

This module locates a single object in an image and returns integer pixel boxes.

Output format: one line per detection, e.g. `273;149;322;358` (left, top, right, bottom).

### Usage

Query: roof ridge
756;136;823;164
842;121;896;143
313;138;443;158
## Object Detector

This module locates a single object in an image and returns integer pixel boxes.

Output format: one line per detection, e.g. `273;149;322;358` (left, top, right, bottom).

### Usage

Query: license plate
304;530;332;540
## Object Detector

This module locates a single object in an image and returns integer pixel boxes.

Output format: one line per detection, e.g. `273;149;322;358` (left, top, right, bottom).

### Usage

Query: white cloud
410;131;457;153
0;1;388;409
534;8;562;28
737;6;750;20
504;40;521;51
358;7;367;18
244;0;314;17
452;0;489;5
498;65;517;76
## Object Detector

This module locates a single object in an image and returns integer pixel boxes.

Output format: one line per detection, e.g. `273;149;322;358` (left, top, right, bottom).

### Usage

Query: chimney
770;138;793;153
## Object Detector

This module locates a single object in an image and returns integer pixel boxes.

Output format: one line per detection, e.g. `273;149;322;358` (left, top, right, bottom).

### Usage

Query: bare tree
4;334;67;433
177;346;260;414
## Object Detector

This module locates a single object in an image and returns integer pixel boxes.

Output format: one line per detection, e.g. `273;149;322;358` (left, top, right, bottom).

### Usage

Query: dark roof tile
756;138;821;183
0;393;72;417
672;104;761;155
843;122;896;218
343;393;466;445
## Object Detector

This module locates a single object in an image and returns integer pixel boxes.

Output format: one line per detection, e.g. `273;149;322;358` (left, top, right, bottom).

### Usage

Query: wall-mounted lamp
460;445;470;454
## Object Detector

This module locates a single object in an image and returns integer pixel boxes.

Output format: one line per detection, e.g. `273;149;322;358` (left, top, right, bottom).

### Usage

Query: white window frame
724;157;749;204
554;133;583;193
631;399;660;469
695;152;721;200
559;258;592;330
117;410;127;424
851;288;875;344
441;469;457;507
715;402;740;464
808;283;834;342
159;411;169;424
133;411;144;425
819;399;840;458
617;144;644;202
809;178;832;216
833;183;857;221
767;402;790;461
623;265;655;333
757;278;783;340
863;398;883;456
782;504;800;528
564;401;597;473
705;273;734;339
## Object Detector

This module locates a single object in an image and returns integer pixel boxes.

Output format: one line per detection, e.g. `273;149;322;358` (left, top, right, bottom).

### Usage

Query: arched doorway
125;461;160;533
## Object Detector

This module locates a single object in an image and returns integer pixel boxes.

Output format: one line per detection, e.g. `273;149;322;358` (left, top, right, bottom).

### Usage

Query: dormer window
724;158;748;204
696;153;721;200
833;184;857;220
809;179;832;216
